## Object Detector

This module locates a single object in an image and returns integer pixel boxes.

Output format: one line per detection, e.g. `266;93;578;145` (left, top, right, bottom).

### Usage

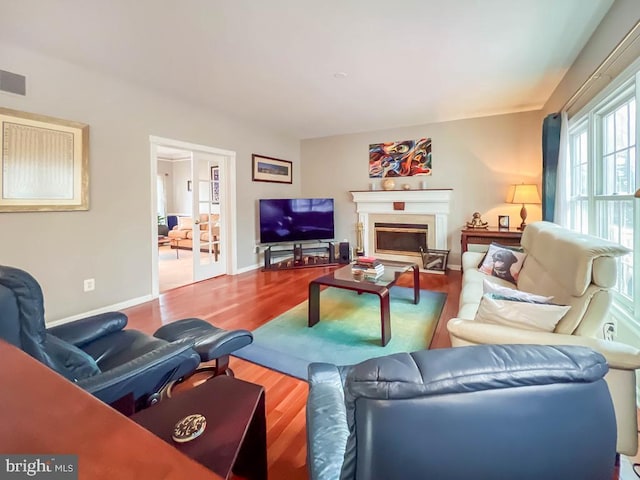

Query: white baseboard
448;263;461;271
46;294;154;328
236;263;261;274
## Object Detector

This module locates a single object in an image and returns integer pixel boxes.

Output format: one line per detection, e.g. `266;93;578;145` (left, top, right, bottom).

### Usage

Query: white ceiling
0;0;614;139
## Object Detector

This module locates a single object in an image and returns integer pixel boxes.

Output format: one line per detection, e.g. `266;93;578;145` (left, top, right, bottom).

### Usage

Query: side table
461;227;523;253
131;376;267;480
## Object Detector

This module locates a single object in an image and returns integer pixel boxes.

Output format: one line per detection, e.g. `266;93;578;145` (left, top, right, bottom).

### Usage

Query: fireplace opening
374;223;428;257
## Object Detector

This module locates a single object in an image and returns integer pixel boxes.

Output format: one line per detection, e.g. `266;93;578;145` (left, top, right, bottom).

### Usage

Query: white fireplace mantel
351;189;452;254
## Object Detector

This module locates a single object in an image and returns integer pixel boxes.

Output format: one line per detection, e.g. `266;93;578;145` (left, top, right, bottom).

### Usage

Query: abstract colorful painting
369;137;432;178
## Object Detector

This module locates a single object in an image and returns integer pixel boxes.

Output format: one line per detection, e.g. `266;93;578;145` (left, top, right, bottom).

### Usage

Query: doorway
149;136;237;297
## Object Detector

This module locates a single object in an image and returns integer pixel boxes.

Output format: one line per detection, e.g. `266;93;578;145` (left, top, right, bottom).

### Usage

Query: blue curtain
542;113;562;222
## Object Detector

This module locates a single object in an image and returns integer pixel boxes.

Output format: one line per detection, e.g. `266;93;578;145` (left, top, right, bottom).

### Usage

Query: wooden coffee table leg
379;289;391;346
412;264;420;304
308;281;320;327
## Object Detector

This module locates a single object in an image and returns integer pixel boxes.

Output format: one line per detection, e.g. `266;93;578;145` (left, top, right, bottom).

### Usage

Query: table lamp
509;184;541;230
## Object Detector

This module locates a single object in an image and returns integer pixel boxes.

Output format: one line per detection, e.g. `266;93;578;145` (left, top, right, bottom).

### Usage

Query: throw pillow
177;216;193;230
478;243;527;285
474;294;570;332
482;279;553;304
477;242;524;268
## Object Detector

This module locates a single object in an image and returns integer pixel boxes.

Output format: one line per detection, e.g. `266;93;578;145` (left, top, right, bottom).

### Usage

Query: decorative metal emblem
172;414;206;443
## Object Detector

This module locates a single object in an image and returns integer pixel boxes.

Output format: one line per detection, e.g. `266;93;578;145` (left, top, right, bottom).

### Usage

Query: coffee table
308;260;420;346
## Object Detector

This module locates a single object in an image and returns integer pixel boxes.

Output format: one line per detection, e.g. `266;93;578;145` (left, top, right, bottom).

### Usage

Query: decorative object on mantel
0;107;89;212
355;222;365;256
402;184;411;190
508;183;541;230
466;212;489;229
381;178;396;190
369;137;432;178
251;154;292;184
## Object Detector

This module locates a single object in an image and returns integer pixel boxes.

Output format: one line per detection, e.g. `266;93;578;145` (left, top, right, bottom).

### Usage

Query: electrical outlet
255;245;260;254
83;278;95;292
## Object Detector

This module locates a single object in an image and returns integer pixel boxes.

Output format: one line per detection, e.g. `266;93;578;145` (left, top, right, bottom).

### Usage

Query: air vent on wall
0;70;26;96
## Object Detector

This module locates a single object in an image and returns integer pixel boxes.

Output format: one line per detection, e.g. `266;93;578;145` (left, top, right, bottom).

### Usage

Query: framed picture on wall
252;154;292;184
0;107;89;212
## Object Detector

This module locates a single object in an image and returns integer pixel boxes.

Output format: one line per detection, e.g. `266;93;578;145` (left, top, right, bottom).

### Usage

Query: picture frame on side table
252;154;292;184
0;107;89;212
498;215;510;230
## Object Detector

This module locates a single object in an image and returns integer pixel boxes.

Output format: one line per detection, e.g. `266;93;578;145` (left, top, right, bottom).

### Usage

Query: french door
191;151;225;281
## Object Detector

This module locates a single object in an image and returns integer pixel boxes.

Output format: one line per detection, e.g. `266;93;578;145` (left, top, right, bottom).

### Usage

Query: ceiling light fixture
333;72;348;79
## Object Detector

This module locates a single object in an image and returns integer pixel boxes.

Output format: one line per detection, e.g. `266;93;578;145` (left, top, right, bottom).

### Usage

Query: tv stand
263;241;337;270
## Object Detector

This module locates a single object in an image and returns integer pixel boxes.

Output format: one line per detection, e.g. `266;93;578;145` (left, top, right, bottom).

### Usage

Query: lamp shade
510;184;541;205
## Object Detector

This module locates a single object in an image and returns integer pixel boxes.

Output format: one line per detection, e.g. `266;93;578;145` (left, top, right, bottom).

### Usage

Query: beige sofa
447;221;640;455
168;214;220;254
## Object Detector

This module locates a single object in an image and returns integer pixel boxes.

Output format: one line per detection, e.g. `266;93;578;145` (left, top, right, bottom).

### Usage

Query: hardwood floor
122;267;632;480
123;267;457;479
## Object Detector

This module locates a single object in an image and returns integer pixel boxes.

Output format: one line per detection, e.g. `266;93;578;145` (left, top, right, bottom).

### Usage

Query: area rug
234;286;446;380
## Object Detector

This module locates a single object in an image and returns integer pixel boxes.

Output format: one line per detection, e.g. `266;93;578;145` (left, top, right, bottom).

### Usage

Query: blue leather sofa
306;344;617;480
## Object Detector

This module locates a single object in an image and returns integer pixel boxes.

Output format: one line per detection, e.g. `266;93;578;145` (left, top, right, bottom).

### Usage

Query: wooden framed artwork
369;137;432;178
0;107;89;212
251;154;292;184
498;215;510;230
210;166;220;203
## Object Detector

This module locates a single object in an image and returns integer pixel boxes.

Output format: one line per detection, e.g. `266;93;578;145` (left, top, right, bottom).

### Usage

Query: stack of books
352;256;384;279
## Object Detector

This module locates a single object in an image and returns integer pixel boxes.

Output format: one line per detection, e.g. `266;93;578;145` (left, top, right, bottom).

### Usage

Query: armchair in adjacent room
306;344;617;480
0;265;201;411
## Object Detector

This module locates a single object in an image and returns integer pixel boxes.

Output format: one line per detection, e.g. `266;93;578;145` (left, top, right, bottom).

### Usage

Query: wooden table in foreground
460;227;523;253
0;340;222;480
308;260;420;346
131;375;267;480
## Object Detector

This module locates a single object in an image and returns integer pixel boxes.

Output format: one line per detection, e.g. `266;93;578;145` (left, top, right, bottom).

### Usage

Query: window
567;122;589;234
566;73;639;322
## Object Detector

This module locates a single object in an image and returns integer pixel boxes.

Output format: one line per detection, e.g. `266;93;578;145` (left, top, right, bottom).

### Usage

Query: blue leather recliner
307;344;617;480
0;265;202;410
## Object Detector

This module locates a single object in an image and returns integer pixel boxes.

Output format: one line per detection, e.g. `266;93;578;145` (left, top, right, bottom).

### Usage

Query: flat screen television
259;198;335;244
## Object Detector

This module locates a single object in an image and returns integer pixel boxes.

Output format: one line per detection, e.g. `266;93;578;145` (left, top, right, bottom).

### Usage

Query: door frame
149;135;238;298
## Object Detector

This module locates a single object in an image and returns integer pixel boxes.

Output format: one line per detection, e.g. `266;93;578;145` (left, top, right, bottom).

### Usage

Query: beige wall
170;160;192;215
157;160;173;214
0;42;300;322
301;110;544;266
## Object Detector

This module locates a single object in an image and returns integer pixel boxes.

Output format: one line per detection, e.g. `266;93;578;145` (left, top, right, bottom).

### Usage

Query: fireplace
351;189;452;271
374;223;428;257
